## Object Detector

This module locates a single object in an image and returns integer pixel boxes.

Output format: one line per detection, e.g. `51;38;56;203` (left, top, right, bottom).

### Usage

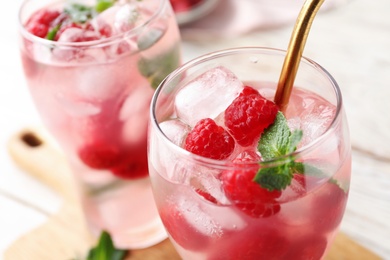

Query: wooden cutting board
4;127;381;260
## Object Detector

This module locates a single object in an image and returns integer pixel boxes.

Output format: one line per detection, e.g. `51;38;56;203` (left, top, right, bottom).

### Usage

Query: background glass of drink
149;47;351;259
19;0;181;249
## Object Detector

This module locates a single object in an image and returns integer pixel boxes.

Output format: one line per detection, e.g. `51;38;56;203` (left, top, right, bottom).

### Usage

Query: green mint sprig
254;111;346;193
86;231;128;260
46;24;61;40
64;0;117;23
291;161;348;193
138;44;181;89
64;4;95;23
255;112;302;191
95;0;116;13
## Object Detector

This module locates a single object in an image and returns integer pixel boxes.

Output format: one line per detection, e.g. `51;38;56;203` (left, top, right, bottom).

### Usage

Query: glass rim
150;46;343;168
18;0;168;48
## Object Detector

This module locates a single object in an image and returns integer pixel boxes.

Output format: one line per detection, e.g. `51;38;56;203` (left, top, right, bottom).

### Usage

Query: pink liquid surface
20;0;181;248
149;83;351;259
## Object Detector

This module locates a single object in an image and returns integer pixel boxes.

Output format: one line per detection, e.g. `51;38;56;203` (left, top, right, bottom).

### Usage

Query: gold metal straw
274;0;325;112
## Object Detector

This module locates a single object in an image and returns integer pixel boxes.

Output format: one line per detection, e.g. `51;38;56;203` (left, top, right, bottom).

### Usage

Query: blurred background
1;0;389;258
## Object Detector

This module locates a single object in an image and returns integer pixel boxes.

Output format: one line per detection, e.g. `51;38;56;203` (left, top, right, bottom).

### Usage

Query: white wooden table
1;0;389;258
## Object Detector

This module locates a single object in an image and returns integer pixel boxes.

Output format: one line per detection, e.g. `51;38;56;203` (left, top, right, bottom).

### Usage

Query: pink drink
149;48;351;259
19;0;181;248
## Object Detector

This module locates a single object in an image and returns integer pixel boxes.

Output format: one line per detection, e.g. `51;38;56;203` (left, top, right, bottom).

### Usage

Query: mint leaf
291;161;324;177
257;112;291;160
254;163;292;191
255;112;301;191
256;112;347;193
87;231;127;260
292;162;348;193
46;24;61;41
65;4;94;24
138;44;181;89
95;0;115;13
288;129;303;154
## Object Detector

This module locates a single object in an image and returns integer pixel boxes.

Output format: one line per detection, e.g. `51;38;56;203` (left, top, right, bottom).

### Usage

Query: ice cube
159;119;190;147
75;66;122;100
57;27;99;43
114;4;139;33
92;5;121;34
53;28;107;63
285;89;337;147
299;102;335;147
303;104;335;139
55;92;101;117
89;16;113;38
190;170;231;205
120;86;154;144
174;191;247;237
174;66;244;127
154;119;191;180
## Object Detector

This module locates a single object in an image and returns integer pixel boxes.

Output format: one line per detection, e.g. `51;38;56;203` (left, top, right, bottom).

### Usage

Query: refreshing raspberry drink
149;48;351;259
19;0;181;248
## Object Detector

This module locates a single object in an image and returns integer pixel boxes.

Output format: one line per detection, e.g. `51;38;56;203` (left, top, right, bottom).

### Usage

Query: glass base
80;176;167;249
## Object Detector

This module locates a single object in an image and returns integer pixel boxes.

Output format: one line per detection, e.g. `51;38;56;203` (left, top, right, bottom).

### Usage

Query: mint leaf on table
86;231;128;260
255;111;303;191
138;44;181;89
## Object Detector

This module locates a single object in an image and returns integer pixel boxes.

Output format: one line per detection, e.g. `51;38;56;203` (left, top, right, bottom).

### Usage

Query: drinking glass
19;0;181;249
148;47;351;259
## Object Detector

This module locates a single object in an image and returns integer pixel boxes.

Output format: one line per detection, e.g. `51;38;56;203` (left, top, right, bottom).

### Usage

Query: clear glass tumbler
18;0;181;249
148;47;351;259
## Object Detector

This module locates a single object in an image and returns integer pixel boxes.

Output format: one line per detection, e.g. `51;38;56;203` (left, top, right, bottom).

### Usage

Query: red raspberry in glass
78;141;122;169
170;0;203;13
221;156;282;218
110;147;149;179
225;86;278;147
25;9;61;38
184;118;235;160
111;159;148;179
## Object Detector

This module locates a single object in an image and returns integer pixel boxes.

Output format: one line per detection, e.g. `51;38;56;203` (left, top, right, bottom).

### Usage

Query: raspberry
170;0;203;12
221;157;281;218
78;141;122;169
110;147;149;179
184;118;235;160
225;86;278;147
25;9;61;38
